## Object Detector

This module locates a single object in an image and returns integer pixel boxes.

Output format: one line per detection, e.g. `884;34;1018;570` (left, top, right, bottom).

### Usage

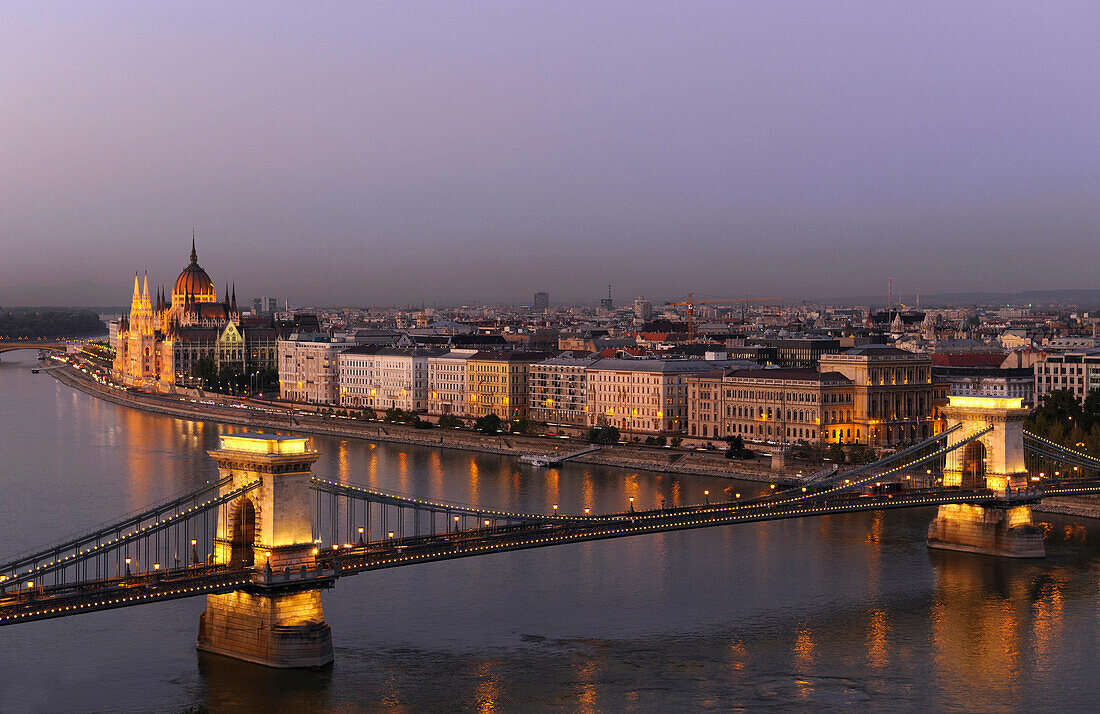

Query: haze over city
3;1;1100;305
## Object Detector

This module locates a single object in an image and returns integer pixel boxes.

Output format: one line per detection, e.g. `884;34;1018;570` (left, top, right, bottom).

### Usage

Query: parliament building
112;240;278;389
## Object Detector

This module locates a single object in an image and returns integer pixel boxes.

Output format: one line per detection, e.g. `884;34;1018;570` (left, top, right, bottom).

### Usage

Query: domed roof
174;239;215;298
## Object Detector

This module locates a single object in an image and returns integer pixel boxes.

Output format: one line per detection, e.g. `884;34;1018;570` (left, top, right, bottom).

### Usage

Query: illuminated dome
173;239;216;302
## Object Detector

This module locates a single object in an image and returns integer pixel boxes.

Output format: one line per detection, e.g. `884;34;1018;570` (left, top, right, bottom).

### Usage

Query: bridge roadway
7;480;1100;628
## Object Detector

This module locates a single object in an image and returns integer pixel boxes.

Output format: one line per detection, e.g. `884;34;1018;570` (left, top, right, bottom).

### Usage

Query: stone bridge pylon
197;433;334;668
927;396;1044;558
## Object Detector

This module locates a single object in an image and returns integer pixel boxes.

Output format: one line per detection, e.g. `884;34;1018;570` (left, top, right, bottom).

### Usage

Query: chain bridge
3;396;1100;667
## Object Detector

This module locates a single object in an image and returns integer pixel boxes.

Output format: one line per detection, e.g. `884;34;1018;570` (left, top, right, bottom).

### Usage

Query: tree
1027;389;1086;446
195;356;218;390
588;425;620;445
825;443;846;463
847;443;877;464
510;417;545;435
475;413;503;434
1083;389;1100;430
670;437;683;448
437;414;464;429
724;435;754;459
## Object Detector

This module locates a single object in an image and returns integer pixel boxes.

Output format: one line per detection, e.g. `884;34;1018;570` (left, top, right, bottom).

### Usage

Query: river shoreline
49;364;786;484
49;363;1100;518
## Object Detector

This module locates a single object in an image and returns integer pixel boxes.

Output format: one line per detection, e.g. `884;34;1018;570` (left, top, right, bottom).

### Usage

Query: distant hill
828;289;1100;309
0;281;129;310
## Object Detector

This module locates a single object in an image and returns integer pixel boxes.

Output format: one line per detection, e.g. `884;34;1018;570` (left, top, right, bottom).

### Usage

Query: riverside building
687;369;855;443
528;355;601;426
114;240;276;389
336;347;443;411
466;351;550;420
585;358;715;436
819;345;936;445
277;333;350;404
427;349;478;416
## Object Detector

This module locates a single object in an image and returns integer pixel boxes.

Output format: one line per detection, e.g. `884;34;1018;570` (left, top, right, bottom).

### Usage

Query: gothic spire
191;230;198;264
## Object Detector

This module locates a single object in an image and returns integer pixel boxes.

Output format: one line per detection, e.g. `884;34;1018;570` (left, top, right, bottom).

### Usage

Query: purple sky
2;1;1099;305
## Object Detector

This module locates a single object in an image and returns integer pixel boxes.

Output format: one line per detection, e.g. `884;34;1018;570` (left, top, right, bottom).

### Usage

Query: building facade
819;345;936;445
278;333;347;404
688;369;856;443
336;347;441;411
466;351;549;420
528;356;600;426
585;359;714;435
1033;349;1100;404
427;350;477;416
114;241;265;389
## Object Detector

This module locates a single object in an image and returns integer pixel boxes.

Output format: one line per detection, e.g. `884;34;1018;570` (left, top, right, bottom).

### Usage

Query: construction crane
664;293;783;343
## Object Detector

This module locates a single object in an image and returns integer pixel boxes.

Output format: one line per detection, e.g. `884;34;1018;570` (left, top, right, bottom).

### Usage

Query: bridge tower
927;397;1044;558
196;433;333;667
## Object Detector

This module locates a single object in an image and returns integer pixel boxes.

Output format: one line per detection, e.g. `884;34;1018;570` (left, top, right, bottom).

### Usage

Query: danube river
4;351;1100;712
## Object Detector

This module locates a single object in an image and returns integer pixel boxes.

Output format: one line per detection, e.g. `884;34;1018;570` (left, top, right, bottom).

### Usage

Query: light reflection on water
3;351;1100;711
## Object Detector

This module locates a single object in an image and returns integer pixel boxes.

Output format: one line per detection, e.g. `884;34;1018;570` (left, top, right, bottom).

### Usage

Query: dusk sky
2;2;1099;306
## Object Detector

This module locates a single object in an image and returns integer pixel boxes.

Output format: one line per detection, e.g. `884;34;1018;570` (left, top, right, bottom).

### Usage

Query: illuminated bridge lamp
552;504;558;513
357;527;364;545
584;508;590;515
704;491;709;504
387;532;394;539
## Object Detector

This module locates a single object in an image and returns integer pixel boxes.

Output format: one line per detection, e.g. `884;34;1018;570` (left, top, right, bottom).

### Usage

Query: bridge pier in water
926;397;1044;558
196;433;334;668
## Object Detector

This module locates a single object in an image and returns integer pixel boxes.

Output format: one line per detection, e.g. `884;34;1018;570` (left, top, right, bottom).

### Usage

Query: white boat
519;454;552;467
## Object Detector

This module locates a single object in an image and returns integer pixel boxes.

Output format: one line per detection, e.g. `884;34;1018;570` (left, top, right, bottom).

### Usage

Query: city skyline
3;2;1100;304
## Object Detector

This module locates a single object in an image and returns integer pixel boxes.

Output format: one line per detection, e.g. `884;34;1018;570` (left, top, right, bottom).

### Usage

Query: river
2;349;1100;712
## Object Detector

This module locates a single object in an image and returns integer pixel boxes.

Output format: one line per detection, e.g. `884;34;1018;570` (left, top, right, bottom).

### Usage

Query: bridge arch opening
231;498;257;567
961;440;986;489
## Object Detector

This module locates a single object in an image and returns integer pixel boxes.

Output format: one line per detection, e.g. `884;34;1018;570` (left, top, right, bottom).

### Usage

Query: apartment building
277;333;348;404
466;351;550;420
528;355;601;426
427;349;477;415
585;358;715;435
1033;349;1100;404
336;347;444;411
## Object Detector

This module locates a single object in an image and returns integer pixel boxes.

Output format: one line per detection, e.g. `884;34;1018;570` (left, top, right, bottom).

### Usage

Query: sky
2;1;1099;306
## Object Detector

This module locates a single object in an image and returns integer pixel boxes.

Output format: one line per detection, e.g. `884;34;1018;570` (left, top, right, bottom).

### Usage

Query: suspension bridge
2;396;1100;667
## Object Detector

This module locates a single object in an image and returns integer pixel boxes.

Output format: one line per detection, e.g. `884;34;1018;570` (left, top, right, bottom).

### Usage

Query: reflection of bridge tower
928;397;1044;558
197;434;333;667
